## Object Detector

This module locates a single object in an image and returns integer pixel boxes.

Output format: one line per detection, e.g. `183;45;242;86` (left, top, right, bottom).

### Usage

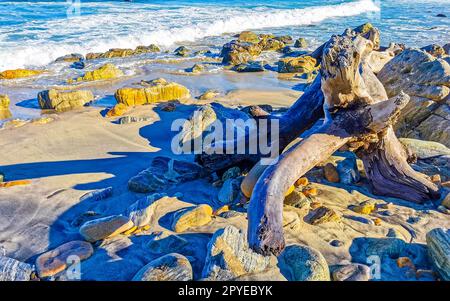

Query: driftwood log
197;26;440;256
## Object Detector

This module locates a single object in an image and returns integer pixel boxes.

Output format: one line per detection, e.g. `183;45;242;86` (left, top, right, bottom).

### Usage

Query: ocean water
0;0;449;71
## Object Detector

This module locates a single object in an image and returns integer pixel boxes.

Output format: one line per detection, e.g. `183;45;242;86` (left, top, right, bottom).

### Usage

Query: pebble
330;240;344;247
309;206;341;225
171;205;213;233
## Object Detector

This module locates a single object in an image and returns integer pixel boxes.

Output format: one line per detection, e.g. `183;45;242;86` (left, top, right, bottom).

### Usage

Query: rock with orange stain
397;257;415;270
374;218;382;226
0;180;31;188
323;163;339;183
303;187;318;197
106;103;128;117
295;177;309;187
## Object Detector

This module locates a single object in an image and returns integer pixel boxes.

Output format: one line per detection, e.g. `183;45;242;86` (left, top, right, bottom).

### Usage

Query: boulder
258;38;285;51
278;56;317;74
74;63;124;82
0;69;43;79
79;215;134;242
202;226;272;280
0;256;35;281
237;31;260;44
232;61;265;72
323;163;340;183
294;38;307;48
37;89;94;112
399;138;450;159
134;44;160;54
336;156;360;184
55;53;84;63
220;40;262;65
308;206;341;225
36;240;94;278
274;35;293;44
132;253;193;281
185;63;205;74
115;78;190;106
198;90;220;100
174;46;190;57
126;193;166;227
171;204;213;233
426;228;450;281
421;44;446;57
128;156;206;193
378;49;450;146
106;103;128;117
278;244;330;281
331;263;371;281
218;178;241;205
0;94;11;120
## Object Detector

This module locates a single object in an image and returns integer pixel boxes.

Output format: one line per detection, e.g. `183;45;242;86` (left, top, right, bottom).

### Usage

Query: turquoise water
0;0;448;70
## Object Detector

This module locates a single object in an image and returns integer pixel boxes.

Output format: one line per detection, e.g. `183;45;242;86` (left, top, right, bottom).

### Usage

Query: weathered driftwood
198;26;440;256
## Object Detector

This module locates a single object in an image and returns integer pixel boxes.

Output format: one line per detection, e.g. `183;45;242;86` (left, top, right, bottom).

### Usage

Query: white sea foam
0;0;379;70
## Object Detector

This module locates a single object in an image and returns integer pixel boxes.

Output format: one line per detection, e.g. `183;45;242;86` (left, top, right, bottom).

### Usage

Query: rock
37;89;94;112
237;31;260;44
331;264;371;281
174;46;190;57
74;63;124;82
219;210;245;219
115;78;190;106
222;167;241;181
198;89;219;100
55;53;84;63
0;94;11;120
367;48;396;73
160;102;176;112
128;156;206;193
258;38;285;51
178;104;218;146
284;190;310;210
185;63;205;74
444;43;450;55
71;61;86;70
308;206;340;225
336;156;360;184
126;193;166;227
294;38;307;48
0;256;34;281
278;56;317;74
0;69;43;79
436;13;447;17
426;228;450;280
378;49;450;146
220;40;262;65
171;204;213;233
421;44;446;57
303;188;318;197
35;241;93;278
106;103;128;117
274;35;293;44
323;163;340;182
218;178;241;205
146;232;189;254
202;226;272;280
232;61;265;72
241;104;272;117
399;138;450;159
442;194;450;209
101;48;134;59
330;240;344;247
132;253;193;281
79;186;113;202
134;44;160;54
85;52;102;60
79;215;134;242
351;200;376;215
281;46;294;54
278;244;330;281
117;116;153;124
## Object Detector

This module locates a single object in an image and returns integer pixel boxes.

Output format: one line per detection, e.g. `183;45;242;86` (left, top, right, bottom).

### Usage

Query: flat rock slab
36;240;94;278
132;253;193;281
79;215;134;242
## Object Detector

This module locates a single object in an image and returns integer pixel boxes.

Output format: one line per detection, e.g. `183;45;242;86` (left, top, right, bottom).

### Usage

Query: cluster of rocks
85;44;161;61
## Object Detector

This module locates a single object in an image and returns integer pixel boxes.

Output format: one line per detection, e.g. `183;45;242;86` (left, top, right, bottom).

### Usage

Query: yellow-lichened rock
172;204;213;233
278;56;318;74
106;103;128;117
115;78;190;106
38;89;94;112
0;69;44;79
351;201;376;215
0;94;11;120
75;63;124;82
